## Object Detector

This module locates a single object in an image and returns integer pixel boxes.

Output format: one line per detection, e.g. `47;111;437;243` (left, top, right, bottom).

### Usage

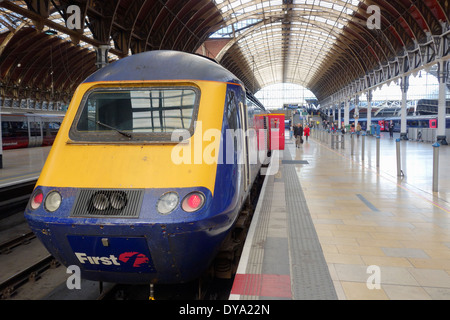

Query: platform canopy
0;0;449;106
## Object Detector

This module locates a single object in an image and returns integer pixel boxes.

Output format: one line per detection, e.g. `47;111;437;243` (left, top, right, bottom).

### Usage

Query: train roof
83;50;243;86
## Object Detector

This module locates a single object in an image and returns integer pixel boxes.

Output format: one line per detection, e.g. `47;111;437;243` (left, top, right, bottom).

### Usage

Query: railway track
0;254;60;299
0;180;63;300
0;231;36;254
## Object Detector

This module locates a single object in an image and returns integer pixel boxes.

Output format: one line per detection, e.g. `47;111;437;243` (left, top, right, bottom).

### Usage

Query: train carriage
1;113;63;149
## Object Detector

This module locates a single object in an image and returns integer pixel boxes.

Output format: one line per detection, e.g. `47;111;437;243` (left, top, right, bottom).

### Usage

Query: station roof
0;0;449;104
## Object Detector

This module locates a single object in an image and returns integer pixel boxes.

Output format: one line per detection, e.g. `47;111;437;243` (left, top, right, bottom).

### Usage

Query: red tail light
181;192;205;212
30;190;44;210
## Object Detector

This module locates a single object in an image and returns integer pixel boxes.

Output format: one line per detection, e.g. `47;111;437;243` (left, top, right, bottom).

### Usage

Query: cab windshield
70;86;199;142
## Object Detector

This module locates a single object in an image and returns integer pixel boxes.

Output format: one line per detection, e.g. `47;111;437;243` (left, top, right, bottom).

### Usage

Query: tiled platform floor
300;130;450;299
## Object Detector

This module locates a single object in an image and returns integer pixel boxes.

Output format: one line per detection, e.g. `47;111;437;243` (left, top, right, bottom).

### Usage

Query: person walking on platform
294;123;303;148
356;123;361;138
304;125;310;142
389;121;394;138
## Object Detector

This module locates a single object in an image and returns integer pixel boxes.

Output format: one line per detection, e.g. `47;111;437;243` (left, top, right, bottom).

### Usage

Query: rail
0;255;60;299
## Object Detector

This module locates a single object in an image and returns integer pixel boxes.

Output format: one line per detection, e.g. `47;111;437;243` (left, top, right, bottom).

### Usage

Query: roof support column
367;89;372;135
437;59;448;145
344;98;350;127
95;45;110;69
337;101;341;129
400;75;409;140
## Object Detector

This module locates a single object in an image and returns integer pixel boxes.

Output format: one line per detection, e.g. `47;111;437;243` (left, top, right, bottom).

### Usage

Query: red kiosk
254;113;285;151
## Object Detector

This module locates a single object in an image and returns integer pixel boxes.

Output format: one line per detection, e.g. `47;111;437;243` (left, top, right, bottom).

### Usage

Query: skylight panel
270;0;283;6
319;1;333;9
245;4;258;12
230;1;241;9
333;4;344;11
345;8;354;15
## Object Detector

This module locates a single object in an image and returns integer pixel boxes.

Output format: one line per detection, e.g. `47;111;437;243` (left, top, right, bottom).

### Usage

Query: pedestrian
294;123;301;148
356;123;361;137
389;121;394;138
304;125;310;142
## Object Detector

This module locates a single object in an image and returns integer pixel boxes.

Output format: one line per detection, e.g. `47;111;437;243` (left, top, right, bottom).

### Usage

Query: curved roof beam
217;19;372;95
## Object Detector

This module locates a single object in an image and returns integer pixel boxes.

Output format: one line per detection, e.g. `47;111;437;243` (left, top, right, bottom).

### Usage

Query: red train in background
1;112;64;150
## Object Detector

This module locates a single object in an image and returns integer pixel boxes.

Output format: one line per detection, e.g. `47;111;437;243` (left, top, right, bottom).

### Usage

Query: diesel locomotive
24;50;268;284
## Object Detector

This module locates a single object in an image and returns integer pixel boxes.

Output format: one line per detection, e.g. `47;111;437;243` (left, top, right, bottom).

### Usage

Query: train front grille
70;189;144;218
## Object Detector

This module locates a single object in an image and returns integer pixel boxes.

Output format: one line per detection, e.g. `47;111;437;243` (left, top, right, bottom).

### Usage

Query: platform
0;147;51;188
230;131;450;300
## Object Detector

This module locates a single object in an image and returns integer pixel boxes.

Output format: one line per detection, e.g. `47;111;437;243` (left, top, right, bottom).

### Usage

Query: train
1;112;64;150
351;115;450;132
24;50;270;284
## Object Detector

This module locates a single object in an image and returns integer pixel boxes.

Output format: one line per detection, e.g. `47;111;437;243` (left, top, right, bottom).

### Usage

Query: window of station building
255;83;317;110
71;87;200;143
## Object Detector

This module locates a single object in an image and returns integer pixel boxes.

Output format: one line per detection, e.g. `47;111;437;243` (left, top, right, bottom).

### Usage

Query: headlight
181;192;205;212
30;189;43;210
44;191;62;212
157;192;179;215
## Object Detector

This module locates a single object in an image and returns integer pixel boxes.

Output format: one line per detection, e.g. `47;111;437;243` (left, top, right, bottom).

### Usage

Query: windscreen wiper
95;120;132;138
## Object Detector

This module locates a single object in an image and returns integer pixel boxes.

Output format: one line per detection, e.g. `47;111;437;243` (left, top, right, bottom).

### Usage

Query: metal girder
320;25;449;107
0;0;222;108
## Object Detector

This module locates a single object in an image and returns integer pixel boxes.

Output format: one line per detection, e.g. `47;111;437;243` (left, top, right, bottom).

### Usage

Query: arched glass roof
211;0;449;101
1;0;448;105
212;0;360;93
